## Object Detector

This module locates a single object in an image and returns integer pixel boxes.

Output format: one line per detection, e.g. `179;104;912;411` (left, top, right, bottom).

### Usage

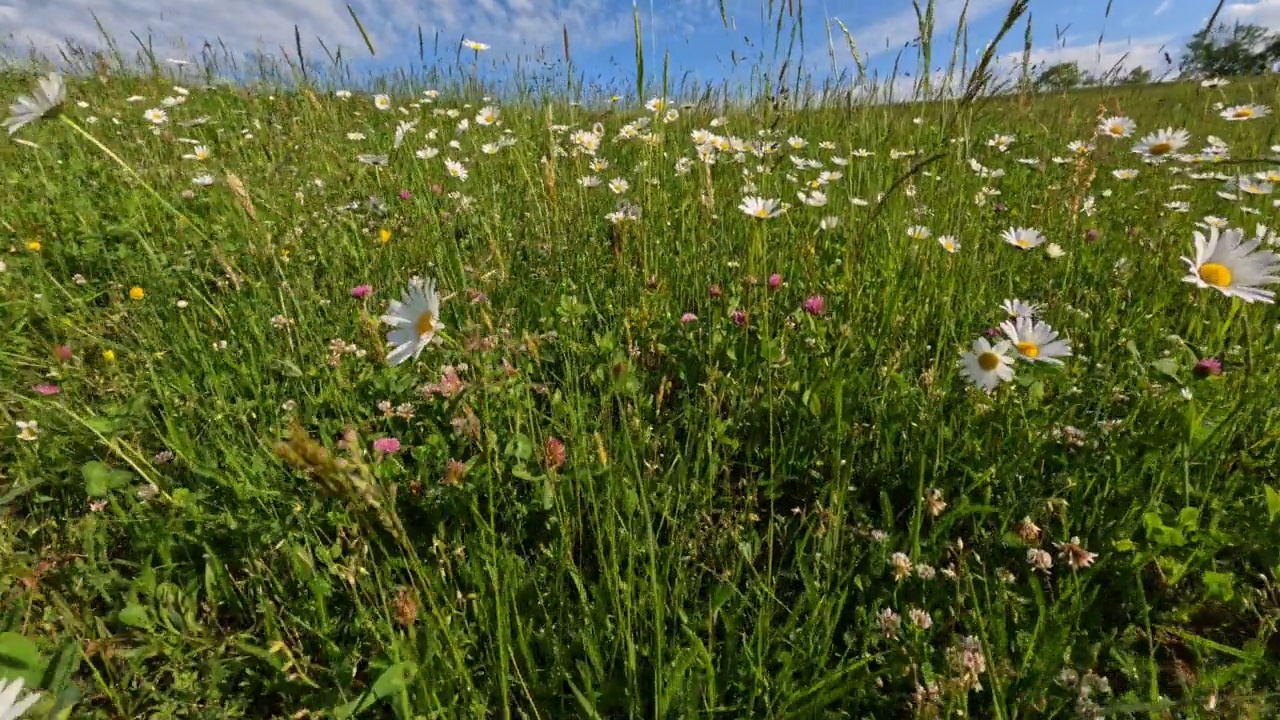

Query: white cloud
1219;0;1280;29
0;0;641;71
1004;36;1178;81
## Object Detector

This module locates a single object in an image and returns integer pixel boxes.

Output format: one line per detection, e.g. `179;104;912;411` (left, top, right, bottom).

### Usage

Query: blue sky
2;0;1277;97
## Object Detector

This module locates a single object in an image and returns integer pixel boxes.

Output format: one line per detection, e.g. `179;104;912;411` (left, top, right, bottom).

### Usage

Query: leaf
805;389;821;417
1203;571;1235;602
504;434;533;462
369;661;415;697
1151;357;1181;380
1177;506;1200;530
1125;339;1142;365
118;603;151;629
759;338;783;364
333;661;416;719
1142;511;1165;532
83;416;119;434
1265;485;1280;522
0;632;45;687
81;462;133;497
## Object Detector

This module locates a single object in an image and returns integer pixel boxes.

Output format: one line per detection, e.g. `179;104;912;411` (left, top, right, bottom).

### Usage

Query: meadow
3;15;1280;718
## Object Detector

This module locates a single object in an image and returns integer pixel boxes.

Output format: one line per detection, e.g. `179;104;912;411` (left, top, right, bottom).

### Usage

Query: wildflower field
3;24;1280;718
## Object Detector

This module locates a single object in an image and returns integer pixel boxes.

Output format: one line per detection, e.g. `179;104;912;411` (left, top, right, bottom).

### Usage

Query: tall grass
3;1;1280;717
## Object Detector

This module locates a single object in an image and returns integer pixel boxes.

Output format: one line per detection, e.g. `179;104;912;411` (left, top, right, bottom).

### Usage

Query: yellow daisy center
1232;109;1253;118
1109;125;1123;135
1016;341;1040;358
1016;239;1029;248
1198;262;1232;287
978;351;1001;371
754;208;769;217
1149;141;1172;155
416;312;438;337
943;241;955;252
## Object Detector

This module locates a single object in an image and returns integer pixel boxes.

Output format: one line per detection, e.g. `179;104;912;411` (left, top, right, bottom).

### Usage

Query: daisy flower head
444;159;468;181
3;70;65;135
1000;316;1072;365
475;105;499;125
373;94;392;110
1181;226;1280;303
1002;226;1046;250
1000;298;1038;319
462;39;490;52
1132;128;1190;159
0;676;42;718
960;337;1016;393
381;277;445;366
1097;115;1135;138
938;235;959;253
906;225;931;240
1221;104;1269;122
739;196;783;219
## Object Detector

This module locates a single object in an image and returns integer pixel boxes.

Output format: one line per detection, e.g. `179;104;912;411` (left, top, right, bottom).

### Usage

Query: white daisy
1001;317;1072;365
1132;128;1190;159
444;159;468;180
1221;104;1269;121
1002;227;1046;250
3;71;65;135
475;105;499;125
1095;115;1136;137
1000;298;1038;319
182;144;211;161
739;196;783;219
1181;227;1280;303
0;676;41;719
906;225;931;240
960;337;1016;393
381;277;444;365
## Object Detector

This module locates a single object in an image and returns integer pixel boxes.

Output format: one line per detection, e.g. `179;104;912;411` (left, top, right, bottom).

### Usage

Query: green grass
2;40;1280;719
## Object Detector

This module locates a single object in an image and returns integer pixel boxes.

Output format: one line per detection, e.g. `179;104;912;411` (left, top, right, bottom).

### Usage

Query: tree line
1031;21;1280;92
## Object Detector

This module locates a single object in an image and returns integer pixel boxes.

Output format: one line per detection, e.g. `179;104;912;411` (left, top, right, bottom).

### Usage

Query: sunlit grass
2;6;1280;717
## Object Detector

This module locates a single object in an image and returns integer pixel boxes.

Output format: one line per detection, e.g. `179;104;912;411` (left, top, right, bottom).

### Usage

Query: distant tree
1123;66;1153;85
1034;61;1086;91
1180;22;1280;77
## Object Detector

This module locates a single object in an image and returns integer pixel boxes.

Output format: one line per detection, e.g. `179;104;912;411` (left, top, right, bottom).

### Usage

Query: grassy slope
2;68;1280;718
